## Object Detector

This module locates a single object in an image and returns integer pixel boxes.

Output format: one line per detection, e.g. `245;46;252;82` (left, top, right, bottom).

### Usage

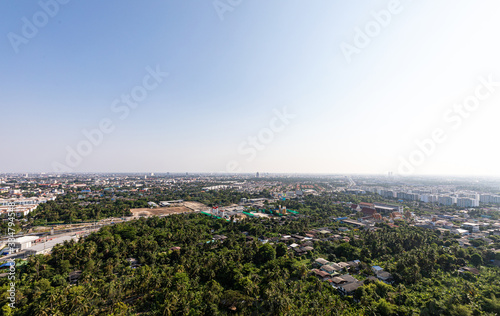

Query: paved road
1;212;198;260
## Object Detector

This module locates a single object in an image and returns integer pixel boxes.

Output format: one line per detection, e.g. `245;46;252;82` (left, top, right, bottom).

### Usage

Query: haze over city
2;0;500;176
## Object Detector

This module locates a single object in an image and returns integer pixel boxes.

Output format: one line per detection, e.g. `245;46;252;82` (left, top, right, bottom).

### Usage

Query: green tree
375;298;397;315
470;253;483;267
1;304;12;316
255;243;276;264
276;243;287;258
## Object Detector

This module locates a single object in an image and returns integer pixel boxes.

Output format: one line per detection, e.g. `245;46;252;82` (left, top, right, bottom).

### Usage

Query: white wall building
457;198;479;208
12;236;39;250
421;194;439;203
462;222;480;233
438;196;455;206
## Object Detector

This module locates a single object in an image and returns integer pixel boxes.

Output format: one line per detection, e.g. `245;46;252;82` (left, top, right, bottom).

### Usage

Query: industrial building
11;236;39;251
24;235;79;256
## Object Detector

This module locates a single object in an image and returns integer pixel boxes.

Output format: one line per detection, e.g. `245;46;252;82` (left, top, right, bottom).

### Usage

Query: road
0;212;199;260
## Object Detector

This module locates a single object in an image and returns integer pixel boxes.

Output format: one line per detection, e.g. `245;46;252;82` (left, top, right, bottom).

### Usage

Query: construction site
129;201;206;218
201;205;299;221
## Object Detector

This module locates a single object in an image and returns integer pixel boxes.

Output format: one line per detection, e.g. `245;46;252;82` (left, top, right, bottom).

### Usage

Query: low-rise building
314;258;330;266
338;281;363;296
11;236;39;251
462;222;480;233
321;265;337;275
24;235;79;256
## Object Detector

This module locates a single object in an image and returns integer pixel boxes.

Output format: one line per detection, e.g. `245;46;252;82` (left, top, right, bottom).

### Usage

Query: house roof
331;276;345;284
340;275;358;283
377;271;392;279
321;265;336;272
460;266;480;275
361;208;377;216
329;263;342;270
315;258;329;265
312;269;330;278
0;262;14;268
347;261;359;267
339;281;363;293
359;202;373;207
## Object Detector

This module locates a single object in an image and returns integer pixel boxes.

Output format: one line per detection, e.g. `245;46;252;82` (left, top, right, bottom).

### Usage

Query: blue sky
1;0;500;175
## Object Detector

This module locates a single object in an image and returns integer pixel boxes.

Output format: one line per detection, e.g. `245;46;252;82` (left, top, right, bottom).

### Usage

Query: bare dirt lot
129;201;209;218
130;206;194;217
182;201;209;211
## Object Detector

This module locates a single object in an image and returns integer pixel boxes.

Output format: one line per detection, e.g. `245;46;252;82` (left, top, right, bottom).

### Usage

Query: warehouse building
11;236;39;251
24;235;79;256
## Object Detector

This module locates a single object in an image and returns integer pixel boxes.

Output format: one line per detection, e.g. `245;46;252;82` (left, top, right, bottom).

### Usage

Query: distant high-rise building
397;192;420;201
256;172;260;178
457;197;479;208
421;194;438;203
438;196;455;206
480;194;500;204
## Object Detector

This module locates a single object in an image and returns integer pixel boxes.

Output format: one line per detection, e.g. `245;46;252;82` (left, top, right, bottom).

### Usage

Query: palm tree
33;301;52;316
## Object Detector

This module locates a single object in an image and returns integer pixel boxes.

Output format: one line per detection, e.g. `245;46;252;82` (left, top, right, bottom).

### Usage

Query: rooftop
26;236;77;253
14;236;39;244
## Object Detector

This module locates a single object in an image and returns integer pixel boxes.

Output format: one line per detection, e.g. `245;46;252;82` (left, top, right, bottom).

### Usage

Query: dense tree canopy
2;192;499;315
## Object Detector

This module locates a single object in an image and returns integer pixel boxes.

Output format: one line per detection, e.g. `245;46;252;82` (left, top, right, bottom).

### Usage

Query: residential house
315;258;330;266
339;275;358;284
320;265;337;275
371;266;384;274
337;262;350;270
376;271;393;283
338;281;363;296
458;266;480;275
312;269;331;281
347;260;361;270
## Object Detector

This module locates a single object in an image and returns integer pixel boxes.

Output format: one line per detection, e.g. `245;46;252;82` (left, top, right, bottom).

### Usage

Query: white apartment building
438;196;456;206
457;198;479;208
421;194;439;203
480;194;500;204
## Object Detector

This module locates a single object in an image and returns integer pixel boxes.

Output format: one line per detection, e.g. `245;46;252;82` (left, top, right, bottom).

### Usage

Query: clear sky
1;0;500;176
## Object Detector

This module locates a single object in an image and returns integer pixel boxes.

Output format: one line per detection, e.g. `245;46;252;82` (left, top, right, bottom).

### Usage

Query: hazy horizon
2;1;500;176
